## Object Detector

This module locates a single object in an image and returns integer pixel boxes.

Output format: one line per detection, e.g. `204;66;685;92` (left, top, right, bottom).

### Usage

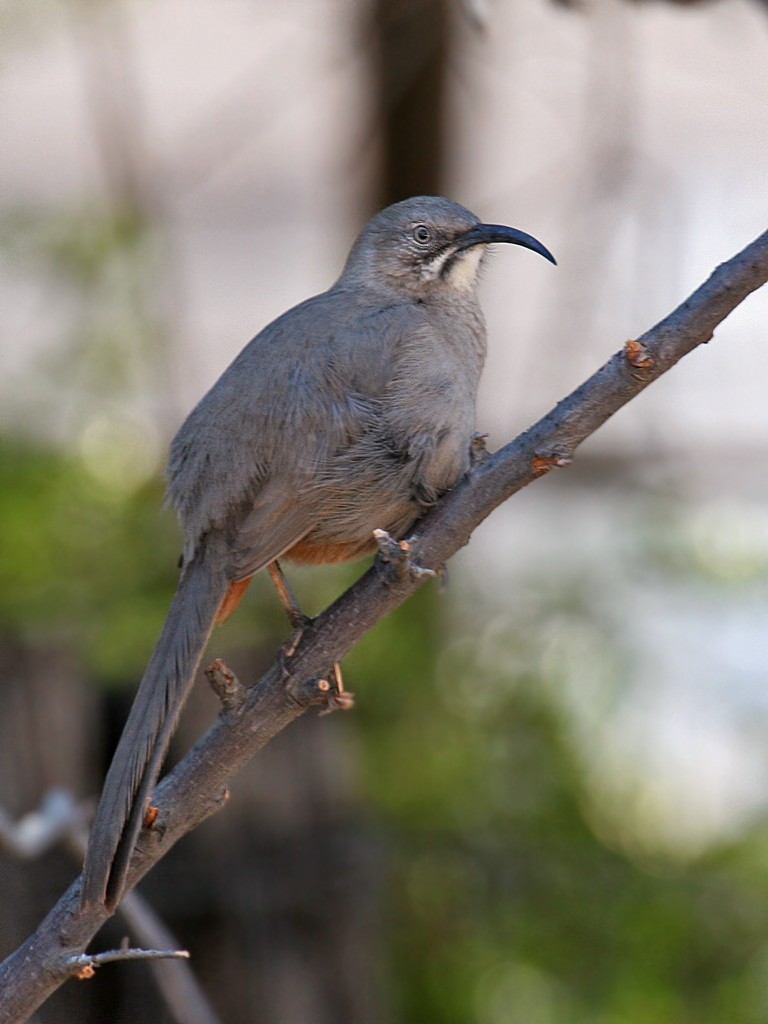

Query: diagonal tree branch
0;792;223;1024
1;227;767;1024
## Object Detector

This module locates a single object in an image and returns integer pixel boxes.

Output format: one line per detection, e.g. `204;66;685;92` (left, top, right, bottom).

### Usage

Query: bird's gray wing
166;289;425;576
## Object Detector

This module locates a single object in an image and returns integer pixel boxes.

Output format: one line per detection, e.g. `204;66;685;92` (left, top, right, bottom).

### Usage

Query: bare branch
1;227;767;1023
205;658;246;714
0;796;222;1024
66;947;189;980
115;892;223;1024
0;792;89;860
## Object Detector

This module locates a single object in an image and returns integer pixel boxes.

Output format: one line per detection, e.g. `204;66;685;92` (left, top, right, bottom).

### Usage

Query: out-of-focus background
2;1;768;1021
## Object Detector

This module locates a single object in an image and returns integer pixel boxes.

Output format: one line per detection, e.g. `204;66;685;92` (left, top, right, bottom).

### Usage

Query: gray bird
81;195;555;909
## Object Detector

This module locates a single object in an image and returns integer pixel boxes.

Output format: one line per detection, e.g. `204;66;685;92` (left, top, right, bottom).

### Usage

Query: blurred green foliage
3;436;768;1023
3;6;767;1019
0;438;177;682
347;535;768;1024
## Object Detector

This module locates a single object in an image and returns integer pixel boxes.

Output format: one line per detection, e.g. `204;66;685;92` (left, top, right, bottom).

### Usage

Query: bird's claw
318;684;356;715
282;623;309;660
469;431;490;466
318;662;353;714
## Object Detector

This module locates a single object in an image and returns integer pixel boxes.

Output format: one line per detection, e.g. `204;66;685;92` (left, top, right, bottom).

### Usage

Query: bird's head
340;196;555;299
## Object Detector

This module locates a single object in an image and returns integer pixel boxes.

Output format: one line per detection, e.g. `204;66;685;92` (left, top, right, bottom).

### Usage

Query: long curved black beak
456;222;556;265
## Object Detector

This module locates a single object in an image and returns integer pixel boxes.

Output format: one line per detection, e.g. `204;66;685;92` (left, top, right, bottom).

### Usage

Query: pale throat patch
424;244;486;291
447;245;485;291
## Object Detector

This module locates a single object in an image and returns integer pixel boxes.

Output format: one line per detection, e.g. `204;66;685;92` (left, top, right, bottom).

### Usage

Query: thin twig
66;947;189;980
115;892;223;1024
0;796;223;1024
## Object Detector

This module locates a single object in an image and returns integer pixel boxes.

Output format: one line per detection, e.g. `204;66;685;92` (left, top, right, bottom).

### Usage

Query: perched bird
81;196;555;909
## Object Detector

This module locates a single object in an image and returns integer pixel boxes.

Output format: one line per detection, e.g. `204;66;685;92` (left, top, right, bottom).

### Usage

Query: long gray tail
81;553;228;909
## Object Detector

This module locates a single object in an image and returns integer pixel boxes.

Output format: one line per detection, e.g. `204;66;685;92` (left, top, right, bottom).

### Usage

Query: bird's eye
413;225;431;245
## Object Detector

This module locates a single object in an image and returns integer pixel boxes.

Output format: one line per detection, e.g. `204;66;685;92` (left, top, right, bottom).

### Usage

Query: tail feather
81;554;228;909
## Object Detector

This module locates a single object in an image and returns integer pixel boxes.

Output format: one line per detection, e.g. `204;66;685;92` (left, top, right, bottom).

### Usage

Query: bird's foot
277;627;309;681
285;663;354;713
318;664;355;715
373;529;437;585
469;431;491;466
282;617;312;660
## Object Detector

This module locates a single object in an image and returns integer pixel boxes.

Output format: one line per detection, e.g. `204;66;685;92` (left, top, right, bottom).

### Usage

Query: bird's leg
267;559;311;661
267;560;308;631
268;561;352;708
